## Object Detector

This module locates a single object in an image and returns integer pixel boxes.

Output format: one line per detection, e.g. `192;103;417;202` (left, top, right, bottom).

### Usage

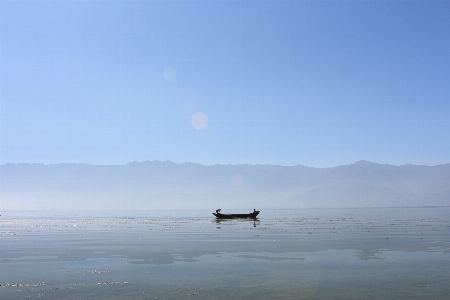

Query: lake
1;207;449;299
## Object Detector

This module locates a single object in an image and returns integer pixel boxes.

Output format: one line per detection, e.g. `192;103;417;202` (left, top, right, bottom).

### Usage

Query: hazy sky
1;0;449;167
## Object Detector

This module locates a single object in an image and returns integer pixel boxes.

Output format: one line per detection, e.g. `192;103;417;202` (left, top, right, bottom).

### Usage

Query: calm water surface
1;208;449;299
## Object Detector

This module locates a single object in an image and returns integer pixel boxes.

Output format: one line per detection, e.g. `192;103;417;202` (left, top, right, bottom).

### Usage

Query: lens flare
191;112;208;130
231;174;243;187
163;67;176;81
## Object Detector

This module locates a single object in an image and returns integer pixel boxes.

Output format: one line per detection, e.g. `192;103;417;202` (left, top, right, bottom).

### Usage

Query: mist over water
1;208;449;299
3;161;449;211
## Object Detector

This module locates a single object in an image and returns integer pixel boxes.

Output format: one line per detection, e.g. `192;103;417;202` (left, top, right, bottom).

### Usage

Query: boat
212;209;259;219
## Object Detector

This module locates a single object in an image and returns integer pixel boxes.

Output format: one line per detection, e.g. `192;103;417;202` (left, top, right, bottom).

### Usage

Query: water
1;208;449;299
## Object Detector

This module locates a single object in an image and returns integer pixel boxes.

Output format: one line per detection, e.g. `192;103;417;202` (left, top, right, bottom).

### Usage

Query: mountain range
1;160;449;211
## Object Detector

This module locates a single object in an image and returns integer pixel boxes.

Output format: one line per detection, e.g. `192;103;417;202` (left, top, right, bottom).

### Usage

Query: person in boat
216;209;221;214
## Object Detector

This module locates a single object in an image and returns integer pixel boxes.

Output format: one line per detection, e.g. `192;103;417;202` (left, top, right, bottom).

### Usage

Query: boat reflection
213;218;260;228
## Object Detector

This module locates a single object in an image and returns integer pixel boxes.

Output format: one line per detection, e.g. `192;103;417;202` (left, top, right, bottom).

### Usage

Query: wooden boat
212;209;259;219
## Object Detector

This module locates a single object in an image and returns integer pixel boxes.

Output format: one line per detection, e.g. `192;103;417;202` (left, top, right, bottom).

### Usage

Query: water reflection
213;218;260;228
1;208;449;299
1;208;449;266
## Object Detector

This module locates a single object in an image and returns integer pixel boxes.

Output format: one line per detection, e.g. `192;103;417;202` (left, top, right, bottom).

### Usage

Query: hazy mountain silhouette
1;161;449;211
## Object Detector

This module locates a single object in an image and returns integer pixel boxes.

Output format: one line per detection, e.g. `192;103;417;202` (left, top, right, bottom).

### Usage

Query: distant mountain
1;161;449;211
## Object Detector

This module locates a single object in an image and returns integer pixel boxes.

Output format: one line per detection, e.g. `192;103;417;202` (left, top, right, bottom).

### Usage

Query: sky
1;0;449;168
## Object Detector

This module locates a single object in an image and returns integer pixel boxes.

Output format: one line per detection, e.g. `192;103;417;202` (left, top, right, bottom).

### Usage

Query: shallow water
1;208;449;299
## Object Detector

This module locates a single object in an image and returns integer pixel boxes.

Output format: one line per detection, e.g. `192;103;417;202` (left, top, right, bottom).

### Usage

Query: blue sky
1;0;449;167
